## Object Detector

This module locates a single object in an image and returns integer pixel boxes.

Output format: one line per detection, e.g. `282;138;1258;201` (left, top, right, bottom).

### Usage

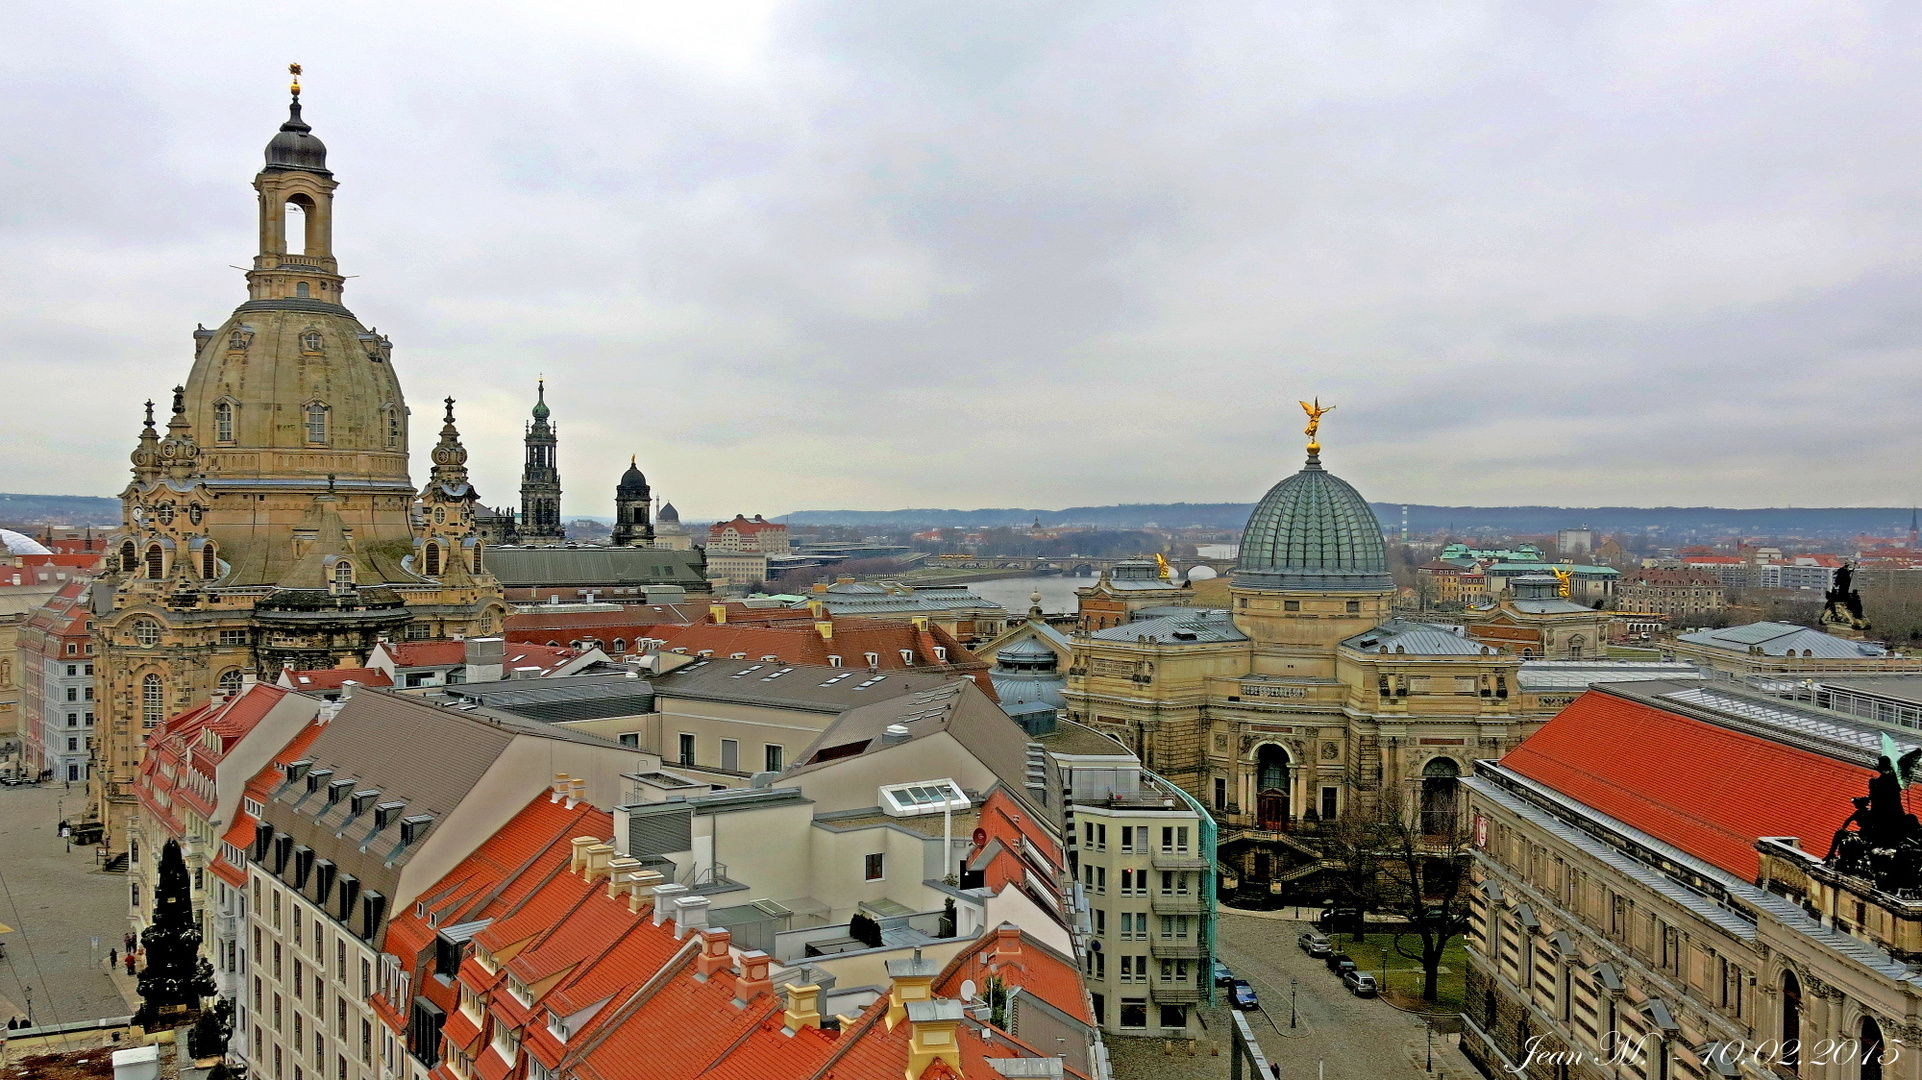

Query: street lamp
1290;977;1298;1028
1426;1023;1434;1074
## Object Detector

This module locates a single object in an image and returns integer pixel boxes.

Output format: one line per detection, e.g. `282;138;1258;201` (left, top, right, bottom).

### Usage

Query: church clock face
131;505;146;525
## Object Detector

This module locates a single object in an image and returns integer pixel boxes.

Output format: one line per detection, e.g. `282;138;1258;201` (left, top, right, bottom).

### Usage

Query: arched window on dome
305;402;328;445
470;546;483;574
213;401;235;444
142;673;164;728
385;407;400;449
201;544;218;580
120;540;137;574
145;545;164;579
423;543;441;577
333;562;354;589
296;282;310;299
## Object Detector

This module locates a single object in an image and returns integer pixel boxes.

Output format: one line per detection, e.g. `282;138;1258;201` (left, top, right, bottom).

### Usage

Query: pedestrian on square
123;951;134;976
109;947;117;967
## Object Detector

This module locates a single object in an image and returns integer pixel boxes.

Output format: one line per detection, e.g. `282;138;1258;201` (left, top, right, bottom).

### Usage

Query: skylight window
878;777;969;818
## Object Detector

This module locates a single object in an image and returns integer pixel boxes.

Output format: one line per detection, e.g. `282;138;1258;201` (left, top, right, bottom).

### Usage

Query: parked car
1296;930;1331;957
1317;906;1364;935
1212;960;1235;987
1343;971;1378;997
1229;979;1259;1010
1326;952;1357;977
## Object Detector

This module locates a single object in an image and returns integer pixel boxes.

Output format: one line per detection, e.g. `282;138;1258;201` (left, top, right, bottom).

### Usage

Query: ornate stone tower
517;380;564;544
610;457;654;547
87;76;506;852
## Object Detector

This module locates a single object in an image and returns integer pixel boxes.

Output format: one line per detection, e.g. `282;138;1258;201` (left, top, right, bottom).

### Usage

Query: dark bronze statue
1822;561;1870;631
1827;741;1922;896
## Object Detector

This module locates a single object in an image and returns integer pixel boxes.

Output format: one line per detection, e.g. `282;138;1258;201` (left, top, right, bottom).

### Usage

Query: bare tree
1317;789;1472;1002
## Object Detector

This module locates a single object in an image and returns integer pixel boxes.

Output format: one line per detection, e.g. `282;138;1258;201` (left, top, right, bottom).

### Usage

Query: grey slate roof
1677;620;1888;658
1343;619;1491;655
437;674;656;723
483;546;707;588
1509;598;1601;615
649;659;961;713
1090;609;1247;644
788;680;1040;810
1515;660;1705;691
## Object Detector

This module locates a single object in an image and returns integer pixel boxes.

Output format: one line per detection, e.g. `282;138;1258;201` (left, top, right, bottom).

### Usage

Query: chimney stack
606;857;643;900
782;983;822;1032
651;883;689;928
584;843;615;881
904;1000;967;1080
732;950;772;1004
673;894;711;939
709;604;727;625
569;777;587;808
695;929;733;979
550;775;570;803
626;869;664;913
884;951;942;1030
568;836;599;876
816;620;833;641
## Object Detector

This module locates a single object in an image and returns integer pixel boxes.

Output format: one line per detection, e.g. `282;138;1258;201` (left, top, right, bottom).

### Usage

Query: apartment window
1346;600;1361;613
1084;865;1107;894
677;733;695;767
1160;871;1189;895
1159;826;1190;853
361;958;371;998
1119;912;1144;940
1084;822;1107;851
1092;908;1106;936
1158;959;1191;982
274;943;282;979
863;853;885;881
1120;869;1146;896
618;733;639;748
764;744;783;773
1322;786;1339;820
274;993;283;1031
1159;915;1191;939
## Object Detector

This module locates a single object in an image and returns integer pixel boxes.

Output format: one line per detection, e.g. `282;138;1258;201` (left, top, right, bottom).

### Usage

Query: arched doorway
1781;972;1801;1073
1255;744;1291;830
1422;758;1461;836
1862;1015;1885;1080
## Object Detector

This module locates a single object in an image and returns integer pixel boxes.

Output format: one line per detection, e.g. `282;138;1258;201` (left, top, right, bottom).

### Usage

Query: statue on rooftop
1822;561;1870;632
1826;735;1922;896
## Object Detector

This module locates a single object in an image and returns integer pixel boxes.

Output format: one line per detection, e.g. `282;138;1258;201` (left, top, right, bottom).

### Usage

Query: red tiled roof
385;641;468;667
281;667;394;690
1502;688;1922;879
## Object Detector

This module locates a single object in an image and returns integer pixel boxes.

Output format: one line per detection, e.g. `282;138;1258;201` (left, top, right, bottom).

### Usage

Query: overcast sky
5;2;1921;518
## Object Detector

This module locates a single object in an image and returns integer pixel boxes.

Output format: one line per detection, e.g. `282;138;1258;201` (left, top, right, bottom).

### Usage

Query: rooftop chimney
673;894;711;939
710;604;727;625
569;777;587;808
568;836;599;876
583;843;615;881
339;679;359;699
732;950;772;1004
988;922;1025;973
904;999;967;1079
606;857;643;900
695;928;733;979
651;883;689;927
464;636;506;683
626;869;665;914
550;775;570;803
885;950;942;1030
782;983;822;1032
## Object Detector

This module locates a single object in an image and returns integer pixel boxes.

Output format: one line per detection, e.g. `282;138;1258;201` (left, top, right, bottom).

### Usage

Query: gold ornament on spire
289;63;302;98
1299;397;1334;456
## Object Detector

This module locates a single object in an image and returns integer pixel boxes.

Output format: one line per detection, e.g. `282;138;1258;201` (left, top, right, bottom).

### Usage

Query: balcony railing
1152;982;1204;1003
1148;938;1205;960
1150;893;1202;916
1151;850;1208;871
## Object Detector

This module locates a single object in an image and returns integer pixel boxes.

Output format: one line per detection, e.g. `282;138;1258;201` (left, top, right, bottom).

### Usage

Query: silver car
1296;930;1331;957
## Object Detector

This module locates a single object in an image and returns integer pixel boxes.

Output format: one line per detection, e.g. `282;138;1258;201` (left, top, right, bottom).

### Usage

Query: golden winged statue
1300;398;1334;455
1154;552;1173;581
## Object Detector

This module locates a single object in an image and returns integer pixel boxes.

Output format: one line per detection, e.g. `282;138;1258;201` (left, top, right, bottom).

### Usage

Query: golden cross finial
289;63;302;98
1299;398;1335;456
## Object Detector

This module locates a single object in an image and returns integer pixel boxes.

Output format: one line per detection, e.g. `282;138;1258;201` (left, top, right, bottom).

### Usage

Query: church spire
518;380;563;543
249;65;341;306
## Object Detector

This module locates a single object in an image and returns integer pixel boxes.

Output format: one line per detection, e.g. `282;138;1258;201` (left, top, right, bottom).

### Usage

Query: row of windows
1081;823;1191;853
1090;910;1193;941
1081;867;1192;896
675;733;782;775
120;541;221;581
209;401;402;449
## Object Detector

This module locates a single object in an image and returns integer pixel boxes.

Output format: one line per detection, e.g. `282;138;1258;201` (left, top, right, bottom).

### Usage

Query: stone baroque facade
87;87;507;851
1062;429;1557;891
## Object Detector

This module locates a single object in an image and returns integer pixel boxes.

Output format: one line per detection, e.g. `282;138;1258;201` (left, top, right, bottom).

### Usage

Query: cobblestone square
0;784;138;1027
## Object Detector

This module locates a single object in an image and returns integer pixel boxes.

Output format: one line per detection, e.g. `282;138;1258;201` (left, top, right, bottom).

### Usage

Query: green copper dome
531;379;550;421
1234;453;1392;592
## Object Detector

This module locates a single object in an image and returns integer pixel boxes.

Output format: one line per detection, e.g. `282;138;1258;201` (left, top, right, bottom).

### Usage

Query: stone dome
265;101;329;175
619;457;648;493
658;502;681;524
1234;454;1392;592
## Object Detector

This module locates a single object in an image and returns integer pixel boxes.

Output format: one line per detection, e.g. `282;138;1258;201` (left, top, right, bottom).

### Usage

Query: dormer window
300;330;323;352
333;562;354;589
213;401;235;444
305;403;328;445
384;406;400;449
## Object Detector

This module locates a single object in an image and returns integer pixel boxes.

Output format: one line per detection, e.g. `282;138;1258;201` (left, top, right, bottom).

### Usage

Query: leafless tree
1318;788;1472;1002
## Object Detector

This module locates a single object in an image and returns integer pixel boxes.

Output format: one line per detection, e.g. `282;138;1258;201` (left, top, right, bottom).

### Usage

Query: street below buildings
0;782;136;1027
1107;907;1479;1080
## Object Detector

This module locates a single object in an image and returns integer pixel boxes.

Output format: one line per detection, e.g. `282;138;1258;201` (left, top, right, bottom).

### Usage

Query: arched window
145;545;164;579
296;282;311;299
218;669;244;696
1422;757;1462;836
1862;1015;1886;1080
120;540;137;573
333;562;354;588
142;673;164;728
1781;972;1801;1071
1255;744;1291;830
423;543;441;577
305;403;328;444
385;407;400;449
612;638;627;654
201;544;218;580
214;401;235;443
470;546;483;574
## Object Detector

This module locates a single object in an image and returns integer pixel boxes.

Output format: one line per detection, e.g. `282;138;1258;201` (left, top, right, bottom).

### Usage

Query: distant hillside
780;503;1920;538
0;493;120;527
